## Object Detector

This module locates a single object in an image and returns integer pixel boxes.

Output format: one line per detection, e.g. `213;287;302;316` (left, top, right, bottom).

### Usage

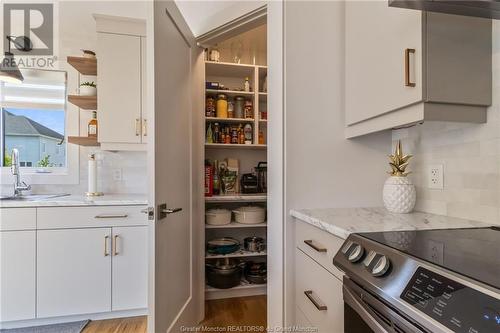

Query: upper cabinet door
97;33;142;144
345;0;422;126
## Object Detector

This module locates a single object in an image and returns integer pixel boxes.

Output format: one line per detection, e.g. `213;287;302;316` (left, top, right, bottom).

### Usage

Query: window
0;69;67;169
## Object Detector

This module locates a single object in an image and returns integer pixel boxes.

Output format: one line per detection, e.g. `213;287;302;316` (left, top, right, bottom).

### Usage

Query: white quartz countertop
290;207;489;240
0;194;148;208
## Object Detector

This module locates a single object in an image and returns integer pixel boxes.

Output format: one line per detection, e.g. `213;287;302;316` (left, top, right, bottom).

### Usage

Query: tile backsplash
1;148;148;196
392;23;500;225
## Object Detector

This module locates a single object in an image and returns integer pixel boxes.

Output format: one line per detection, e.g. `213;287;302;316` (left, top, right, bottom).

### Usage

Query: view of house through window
0;69;67;168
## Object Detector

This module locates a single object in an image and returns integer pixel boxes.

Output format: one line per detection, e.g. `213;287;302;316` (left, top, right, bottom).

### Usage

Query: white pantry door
147;2;198;333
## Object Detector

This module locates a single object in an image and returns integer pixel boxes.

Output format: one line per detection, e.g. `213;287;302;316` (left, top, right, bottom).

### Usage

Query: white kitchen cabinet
37;228;112;318
345;1;491;138
0;231;36;322
95;14;147;151
295;248;344;333
112;226;148;311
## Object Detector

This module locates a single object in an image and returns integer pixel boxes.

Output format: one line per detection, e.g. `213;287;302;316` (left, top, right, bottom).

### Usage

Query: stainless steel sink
0;193;70;201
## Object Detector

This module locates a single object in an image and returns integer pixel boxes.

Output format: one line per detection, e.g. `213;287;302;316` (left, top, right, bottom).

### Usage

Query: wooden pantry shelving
204;59;268;300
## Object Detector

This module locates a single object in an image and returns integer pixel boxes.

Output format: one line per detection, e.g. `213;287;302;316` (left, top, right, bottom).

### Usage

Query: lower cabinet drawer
295;305;313;329
295;220;345;280
37;206;148;229
296;248;344;333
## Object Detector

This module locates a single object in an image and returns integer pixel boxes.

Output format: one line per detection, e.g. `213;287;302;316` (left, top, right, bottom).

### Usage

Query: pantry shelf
205;143;267;150
205;194;267;203
205;281;267;300
205;222;267;229
205;61;255;77
205;249;267;259
206;89;254;97
205;117;255;123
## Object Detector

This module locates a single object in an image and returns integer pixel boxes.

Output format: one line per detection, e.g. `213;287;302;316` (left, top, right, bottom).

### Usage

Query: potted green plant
80;81;97;96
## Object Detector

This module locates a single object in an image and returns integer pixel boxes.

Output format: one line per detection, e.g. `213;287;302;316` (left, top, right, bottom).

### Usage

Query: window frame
0;68;80;185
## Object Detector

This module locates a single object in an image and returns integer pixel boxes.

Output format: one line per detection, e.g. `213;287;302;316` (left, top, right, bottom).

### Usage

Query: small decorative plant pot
383;176;416;214
80;85;97;96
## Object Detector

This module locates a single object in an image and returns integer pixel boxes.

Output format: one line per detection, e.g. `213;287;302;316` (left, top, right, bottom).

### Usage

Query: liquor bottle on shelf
88;111;98;138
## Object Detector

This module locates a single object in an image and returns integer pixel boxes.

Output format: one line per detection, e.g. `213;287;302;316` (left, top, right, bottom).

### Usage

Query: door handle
113;235;119;256
304;240;327;253
104;235;110;256
158;203;182;220
304;290;328;311
404;48;416;87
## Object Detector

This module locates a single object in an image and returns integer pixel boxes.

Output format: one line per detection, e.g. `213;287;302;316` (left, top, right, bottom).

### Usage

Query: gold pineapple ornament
383;140;416;213
388;140;412;177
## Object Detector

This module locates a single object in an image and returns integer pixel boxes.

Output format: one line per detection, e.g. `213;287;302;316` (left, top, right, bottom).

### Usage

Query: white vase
79;86;97;96
383;176;416;214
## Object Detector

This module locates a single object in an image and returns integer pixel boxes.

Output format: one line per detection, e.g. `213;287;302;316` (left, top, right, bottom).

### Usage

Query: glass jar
216;94;228;118
244;100;253;119
234;96;245;119
206;96;216;117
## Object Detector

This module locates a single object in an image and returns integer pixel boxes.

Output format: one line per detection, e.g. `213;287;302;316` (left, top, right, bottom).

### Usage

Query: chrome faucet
11;148;31;197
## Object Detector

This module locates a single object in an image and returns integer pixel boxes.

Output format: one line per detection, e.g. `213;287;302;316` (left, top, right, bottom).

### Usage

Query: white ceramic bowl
233;206;265;224
205;208;232;225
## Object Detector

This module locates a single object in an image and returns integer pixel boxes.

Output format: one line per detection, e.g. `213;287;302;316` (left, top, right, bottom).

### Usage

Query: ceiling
175;0;265;37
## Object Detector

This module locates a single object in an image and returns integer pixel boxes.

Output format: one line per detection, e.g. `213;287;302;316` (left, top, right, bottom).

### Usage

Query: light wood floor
83;316;147;333
82;296;266;333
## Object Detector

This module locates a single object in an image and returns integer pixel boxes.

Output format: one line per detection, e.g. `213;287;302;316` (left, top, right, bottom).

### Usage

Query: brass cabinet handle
113;235;119;256
104;235;110;256
304;239;327;253
142;119;147;137
135;118;141;136
304;290;328;311
404;48;416;87
95;214;128;219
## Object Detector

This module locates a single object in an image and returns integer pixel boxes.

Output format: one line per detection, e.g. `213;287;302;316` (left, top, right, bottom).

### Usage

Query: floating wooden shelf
68;95;97;110
67;56;97;75
68;136;100;147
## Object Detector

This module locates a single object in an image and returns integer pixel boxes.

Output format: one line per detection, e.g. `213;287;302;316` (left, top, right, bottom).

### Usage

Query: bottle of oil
88;111;98;137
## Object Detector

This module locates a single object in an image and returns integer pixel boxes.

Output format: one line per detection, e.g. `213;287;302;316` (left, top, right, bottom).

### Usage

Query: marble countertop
290;207;489;240
0;194;148;208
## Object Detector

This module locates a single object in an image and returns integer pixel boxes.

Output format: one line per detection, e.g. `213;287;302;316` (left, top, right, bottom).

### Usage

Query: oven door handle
343;285;390;333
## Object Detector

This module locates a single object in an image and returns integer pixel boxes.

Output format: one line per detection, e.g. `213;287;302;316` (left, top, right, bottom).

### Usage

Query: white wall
392;20;500;226
283;0;391;325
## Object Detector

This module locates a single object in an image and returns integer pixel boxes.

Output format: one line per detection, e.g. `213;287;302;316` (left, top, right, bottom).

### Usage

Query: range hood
389;0;500;19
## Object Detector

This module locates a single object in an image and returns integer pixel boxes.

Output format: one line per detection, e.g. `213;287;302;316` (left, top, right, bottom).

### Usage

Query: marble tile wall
392;23;500;225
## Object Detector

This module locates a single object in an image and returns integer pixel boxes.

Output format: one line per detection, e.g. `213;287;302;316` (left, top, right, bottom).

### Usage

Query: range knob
341;241;365;263
363;250;391;277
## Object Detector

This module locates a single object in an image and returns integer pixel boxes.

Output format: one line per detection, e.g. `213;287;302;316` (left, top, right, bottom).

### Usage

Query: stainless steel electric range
333;227;500;333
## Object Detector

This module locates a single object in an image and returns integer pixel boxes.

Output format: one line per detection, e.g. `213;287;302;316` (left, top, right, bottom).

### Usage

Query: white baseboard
0;308;148;329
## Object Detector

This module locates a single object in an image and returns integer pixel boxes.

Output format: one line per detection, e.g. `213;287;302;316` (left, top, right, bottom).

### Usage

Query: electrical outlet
428;239;444;265
427;164;444;189
112;168;122;181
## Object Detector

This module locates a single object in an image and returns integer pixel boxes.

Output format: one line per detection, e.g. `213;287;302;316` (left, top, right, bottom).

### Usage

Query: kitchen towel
0;320;90;333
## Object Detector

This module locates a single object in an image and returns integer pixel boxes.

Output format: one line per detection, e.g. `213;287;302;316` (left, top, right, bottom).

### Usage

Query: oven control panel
401;267;500;333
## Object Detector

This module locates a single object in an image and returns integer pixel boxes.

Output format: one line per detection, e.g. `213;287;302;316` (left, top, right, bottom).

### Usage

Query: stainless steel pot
206;258;245;289
244;237;266;252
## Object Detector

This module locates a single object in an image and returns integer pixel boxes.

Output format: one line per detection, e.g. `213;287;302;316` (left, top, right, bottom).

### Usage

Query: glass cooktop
359;227;500;290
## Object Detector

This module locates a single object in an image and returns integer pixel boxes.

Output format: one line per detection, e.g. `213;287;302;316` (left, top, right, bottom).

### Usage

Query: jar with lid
234;96;245;119
216;94;228;118
244;100;253;119
206;96;216;117
227;101;234;118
